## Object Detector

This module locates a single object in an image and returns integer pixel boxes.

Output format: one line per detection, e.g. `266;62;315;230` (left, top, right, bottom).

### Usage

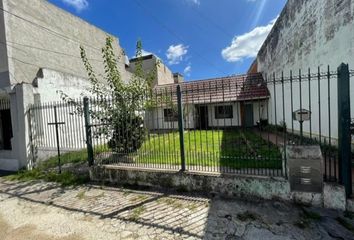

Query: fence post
84;97;94;167
337;63;352;197
177;85;186;171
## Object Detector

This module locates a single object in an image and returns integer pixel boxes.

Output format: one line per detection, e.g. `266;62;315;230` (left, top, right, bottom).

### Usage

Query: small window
215;105;233;119
164;109;178;122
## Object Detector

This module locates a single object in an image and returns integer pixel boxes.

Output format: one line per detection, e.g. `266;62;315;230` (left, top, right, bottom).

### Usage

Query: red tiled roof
154;73;269;104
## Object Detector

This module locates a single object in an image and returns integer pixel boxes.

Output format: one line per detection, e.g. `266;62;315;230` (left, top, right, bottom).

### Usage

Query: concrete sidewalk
0;178;353;239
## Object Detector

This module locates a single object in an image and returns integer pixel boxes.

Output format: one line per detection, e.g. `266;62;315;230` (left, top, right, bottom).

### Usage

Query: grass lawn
6;130;282;185
108;130;283;169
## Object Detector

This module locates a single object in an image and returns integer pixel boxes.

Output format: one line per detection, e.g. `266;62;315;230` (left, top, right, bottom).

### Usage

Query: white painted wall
208;101;267;127
145;101;268;130
145;104;195;130
257;0;354;141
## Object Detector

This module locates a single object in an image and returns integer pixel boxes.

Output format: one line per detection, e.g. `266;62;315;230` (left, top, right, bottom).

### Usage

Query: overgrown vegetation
129;206;146;221
4;146;109;186
5;169;89;186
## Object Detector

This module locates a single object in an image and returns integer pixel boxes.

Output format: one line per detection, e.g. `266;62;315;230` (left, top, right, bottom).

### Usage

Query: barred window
164;109;178;122
215;105;233;119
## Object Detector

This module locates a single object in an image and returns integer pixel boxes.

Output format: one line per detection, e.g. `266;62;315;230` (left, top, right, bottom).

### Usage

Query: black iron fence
29;100;87;173
82;73;285;177
29;64;353;185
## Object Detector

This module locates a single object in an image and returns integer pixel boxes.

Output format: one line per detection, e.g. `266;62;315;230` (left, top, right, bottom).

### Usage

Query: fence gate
29;100;87;169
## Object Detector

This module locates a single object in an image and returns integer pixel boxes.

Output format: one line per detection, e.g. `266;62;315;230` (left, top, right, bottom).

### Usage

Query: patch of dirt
0;215;83;240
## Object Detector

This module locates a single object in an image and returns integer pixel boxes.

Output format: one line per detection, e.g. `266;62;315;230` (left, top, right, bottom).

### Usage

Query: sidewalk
0;178;353;239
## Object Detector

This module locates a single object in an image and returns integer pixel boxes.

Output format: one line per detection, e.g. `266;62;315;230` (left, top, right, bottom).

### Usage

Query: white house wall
145;105;195;130
208;101;267;128
257;0;354;141
145;101;268;130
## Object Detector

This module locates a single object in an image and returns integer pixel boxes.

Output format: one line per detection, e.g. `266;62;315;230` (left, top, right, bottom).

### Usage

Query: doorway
196;105;208;130
244;104;254;127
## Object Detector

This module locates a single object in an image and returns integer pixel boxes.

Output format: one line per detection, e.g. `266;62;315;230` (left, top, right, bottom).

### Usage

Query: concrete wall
0;0;133;170
128;55;175;87
34;68;92;102
90;166;349;210
2;0;130;87
257;0;354;140
156;61;175;86
0;0;10;89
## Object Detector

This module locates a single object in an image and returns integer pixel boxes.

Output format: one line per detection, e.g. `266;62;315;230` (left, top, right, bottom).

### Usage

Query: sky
49;0;287;81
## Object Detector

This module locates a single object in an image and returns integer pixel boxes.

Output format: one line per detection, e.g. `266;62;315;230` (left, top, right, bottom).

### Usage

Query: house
0;0;132;171
134;55;270;130
127;53;269;130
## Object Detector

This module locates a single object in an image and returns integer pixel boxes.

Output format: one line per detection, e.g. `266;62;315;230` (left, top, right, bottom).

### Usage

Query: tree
60;37;157;153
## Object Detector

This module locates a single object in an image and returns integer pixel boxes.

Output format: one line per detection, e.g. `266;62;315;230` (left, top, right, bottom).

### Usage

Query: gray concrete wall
128;55;175;87
256;0;354;140
0;0;134;170
2;0;130;88
0;0;10;89
90;166;349;210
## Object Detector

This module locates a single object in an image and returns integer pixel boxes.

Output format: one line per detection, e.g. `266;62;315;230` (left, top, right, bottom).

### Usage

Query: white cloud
185;0;200;5
184;64;192;76
61;0;89;12
166;44;188;65
221;17;277;62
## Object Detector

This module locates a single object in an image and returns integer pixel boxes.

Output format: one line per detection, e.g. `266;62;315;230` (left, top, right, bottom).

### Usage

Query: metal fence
29;64;354;183
29;100;87;173
86;74;284;177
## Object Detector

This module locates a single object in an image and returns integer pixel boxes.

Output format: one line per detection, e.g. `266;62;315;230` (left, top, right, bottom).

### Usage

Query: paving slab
0;178;353;239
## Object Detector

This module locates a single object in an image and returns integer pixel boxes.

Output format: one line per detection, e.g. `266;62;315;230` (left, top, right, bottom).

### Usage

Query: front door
244;104;254;127
197;106;208;130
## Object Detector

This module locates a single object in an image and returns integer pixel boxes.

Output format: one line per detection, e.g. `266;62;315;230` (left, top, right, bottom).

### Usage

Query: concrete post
10;83;35;170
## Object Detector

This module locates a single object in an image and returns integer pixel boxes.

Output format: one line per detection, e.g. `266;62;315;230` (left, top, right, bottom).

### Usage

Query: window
164;109;178;122
215;105;233;119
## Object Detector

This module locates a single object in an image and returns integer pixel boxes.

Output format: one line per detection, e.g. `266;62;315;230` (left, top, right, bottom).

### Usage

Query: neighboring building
127;54;177;86
146;73;269;130
254;0;354;142
0;0;131;170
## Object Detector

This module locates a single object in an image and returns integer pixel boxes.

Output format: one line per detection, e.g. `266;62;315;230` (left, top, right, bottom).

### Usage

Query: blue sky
49;0;287;81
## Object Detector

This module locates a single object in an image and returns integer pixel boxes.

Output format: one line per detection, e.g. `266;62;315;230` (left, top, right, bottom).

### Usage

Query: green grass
5;168;89;186
38;145;107;170
129;206;146;221
118;130;282;169
3;146;108;186
4;130;282;186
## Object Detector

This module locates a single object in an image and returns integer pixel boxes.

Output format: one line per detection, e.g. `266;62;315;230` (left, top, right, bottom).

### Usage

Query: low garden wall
90;165;347;210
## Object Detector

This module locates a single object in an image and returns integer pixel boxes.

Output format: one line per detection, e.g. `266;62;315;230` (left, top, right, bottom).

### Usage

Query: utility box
287;145;323;193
